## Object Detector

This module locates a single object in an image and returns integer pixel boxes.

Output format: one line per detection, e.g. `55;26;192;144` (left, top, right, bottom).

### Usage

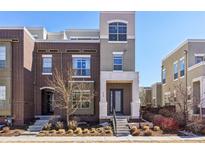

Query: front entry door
110;89;123;114
42;90;54;115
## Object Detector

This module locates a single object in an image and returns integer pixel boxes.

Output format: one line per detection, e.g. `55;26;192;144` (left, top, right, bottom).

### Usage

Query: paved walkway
1;135;205;143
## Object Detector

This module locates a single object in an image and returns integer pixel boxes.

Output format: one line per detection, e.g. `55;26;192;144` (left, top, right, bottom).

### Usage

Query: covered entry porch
99;71;140;120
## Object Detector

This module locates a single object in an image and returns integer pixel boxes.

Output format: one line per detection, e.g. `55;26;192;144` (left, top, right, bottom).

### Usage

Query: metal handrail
112;107;117;136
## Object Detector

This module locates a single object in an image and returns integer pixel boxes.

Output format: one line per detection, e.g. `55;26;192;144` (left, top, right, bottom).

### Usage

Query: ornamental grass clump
57;129;66;135
89;128;98;136
49;129;57;134
74;127;82;135
105;129;113;135
143;129;153;136
55;121;64;130
130;126;137;134
43;123;52;131
153;126;161;131
104;126;112;130
82;129;90;135
132;129;140;136
96;127;104;134
68;120;77;130
67;129;74;135
142;125;150;130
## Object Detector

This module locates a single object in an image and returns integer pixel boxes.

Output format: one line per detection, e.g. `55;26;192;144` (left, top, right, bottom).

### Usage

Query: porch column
99;77;108;119
131;74;140;119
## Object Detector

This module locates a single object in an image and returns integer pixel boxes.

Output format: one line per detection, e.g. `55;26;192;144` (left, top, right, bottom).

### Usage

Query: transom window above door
72;55;91;77
109;22;127;41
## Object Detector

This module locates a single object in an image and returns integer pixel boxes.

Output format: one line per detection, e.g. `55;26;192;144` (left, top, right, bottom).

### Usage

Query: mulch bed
0;129;24;137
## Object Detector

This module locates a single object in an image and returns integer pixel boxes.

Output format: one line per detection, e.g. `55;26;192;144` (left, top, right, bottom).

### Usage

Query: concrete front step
27;115;61;132
115;117;130;136
35;115;60;120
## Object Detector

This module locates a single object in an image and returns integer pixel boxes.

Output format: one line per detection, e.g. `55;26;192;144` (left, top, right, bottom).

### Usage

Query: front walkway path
1;135;205;143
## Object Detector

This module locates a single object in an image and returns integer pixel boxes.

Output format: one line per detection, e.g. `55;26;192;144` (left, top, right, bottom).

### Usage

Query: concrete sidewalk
1;135;205;143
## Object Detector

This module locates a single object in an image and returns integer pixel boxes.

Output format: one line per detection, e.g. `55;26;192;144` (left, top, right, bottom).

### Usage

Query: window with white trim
72;91;91;109
173;62;178;80
42;55;52;74
195;56;204;64
0;86;6;101
109;22;127;41
0;46;6;69
162;68;166;84
113;54;123;71
73;57;90;76
179;58;185;77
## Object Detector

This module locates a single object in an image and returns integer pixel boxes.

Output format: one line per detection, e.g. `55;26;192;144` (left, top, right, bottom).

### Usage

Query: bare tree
139;90;146;107
168;81;192;126
47;68;94;126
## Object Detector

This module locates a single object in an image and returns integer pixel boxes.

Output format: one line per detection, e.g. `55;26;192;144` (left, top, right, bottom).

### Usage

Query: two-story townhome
162;39;205;119
0;12;140;126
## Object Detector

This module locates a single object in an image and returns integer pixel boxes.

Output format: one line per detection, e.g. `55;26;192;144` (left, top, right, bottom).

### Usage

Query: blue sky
1;12;205;86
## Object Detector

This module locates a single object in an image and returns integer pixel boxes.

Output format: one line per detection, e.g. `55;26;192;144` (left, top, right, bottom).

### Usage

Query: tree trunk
66;109;70;127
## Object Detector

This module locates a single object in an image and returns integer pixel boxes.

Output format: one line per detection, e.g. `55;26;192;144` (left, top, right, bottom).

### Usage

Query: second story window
109;22;127;41
162;68;166;84
173;62;178;80
180;58;185;77
113;54;123;71
0;46;6;69
72;55;91;77
42;55;52;74
195;56;204;64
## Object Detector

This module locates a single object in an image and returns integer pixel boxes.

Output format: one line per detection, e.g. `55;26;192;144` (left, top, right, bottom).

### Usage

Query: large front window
0;46;6;69
73;56;90;77
72;91;91;109
180;58;185;77
0;86;6;101
113;54;123;71
42;55;52;74
109;22;127;41
162;68;166;84
173;62;178;80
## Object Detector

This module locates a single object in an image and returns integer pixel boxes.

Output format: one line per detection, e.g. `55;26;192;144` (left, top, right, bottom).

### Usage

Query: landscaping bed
129;124;177;136
38;120;113;137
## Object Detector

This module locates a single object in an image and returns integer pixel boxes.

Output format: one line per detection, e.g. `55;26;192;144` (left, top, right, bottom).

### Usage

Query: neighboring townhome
99;12;140;121
162;39;205;120
151;82;162;108
0;12;139;126
139;87;152;107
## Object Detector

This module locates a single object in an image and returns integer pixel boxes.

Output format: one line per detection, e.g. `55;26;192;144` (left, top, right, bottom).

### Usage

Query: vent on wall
66;49;81;53
83;49;97;53
50;49;58;53
37;49;47;53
